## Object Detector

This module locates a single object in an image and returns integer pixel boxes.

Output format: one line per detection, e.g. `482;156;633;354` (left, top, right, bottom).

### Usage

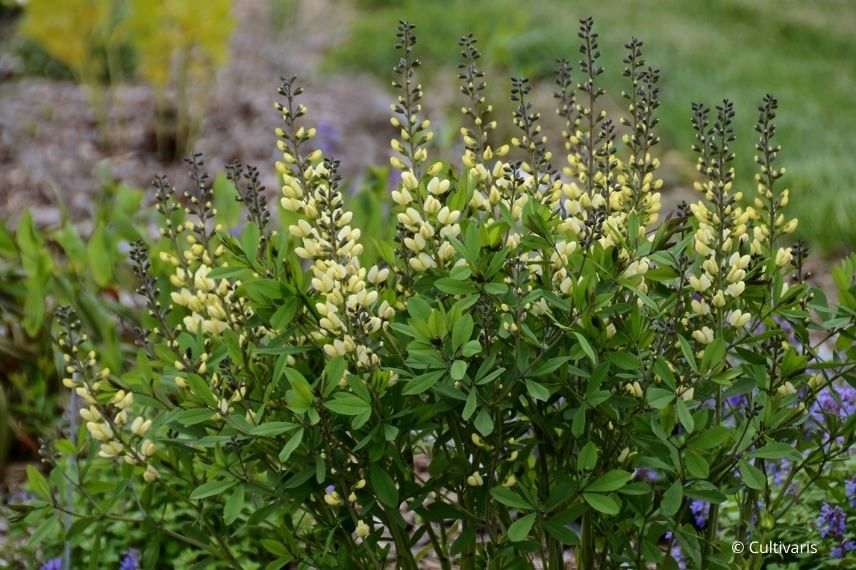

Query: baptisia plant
15;18;855;570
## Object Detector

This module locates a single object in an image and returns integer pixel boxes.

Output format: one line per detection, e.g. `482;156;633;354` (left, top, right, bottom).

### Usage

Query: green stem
579;510;594;570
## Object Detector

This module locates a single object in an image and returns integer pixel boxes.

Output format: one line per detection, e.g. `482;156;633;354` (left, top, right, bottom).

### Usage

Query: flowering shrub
12;19;855;569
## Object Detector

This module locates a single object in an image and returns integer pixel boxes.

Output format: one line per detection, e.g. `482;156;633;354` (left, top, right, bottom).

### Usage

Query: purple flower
831;540;856;559
670;543;687;570
664;533;687;570
766;459;791;487
633;468;660;482
846;478;856;509
772;316;798;346
690;500;710;529
387;168;402;191
8;490;36;505
722;394;750;427
119;549;141;570
40;559;63;570
726;394;748;408
809;382;856;429
817;503;847;539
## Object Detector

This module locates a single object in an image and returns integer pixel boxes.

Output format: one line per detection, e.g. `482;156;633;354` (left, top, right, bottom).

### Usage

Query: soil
0;0;392;227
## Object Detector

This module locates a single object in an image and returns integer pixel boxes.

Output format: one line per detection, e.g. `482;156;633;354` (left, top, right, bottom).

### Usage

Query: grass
326;0;856;255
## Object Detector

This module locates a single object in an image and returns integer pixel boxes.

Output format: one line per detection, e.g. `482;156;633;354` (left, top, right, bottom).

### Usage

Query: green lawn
327;0;856;255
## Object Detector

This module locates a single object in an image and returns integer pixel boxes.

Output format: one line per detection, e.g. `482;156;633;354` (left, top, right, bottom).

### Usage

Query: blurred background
1;0;856;252
1;0;856;542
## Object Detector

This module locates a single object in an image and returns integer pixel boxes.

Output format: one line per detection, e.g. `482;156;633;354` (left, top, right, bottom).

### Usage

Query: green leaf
583;493;620;515
531;356;572;377
462;223;481;264
279;428;304;462
752;442;800;460
407;297;432;321
325;393;371;416
676;525;702;569
270;298;299;331
316;456;326;483
653;358;677;389
701;338;726;371
22;280;46;337
739;460;766;491
661;481;683;517
461;339;482;357
261;539;290;558
402;370;445;396
685;451;709;479
187;375;218;408
586;470;632;493
485;249;509;279
324;356;347;388
172;408;215;426
449;264;472;280
474;409;494;436
685;481;727;504
86;223;113;287
578;442;598;471
676;400;695;433
436;278;477;295
711;367;742;386
476;366;504;385
484;282;509;295
452;315;474;352
609;352;640;371
64;516;94;541
28;517;59;548
573;332;598;365
285;369;314;414
572;406;586;438
463;390;477;420
507;513;537;542
451;360;468;381
16;210;44;260
243;278;283;301
241;222;260;263
209;265;250;280
190;478;238;500
690;426;731;450
619;482;650;496
224;485;245;525
678;335;698;372
26;465;51;501
0;224;15;256
490;487;532;510
369;465;399;508
251;422;297;437
214;174;241;227
781;350;808;378
525;380;550;402
544;518;579;545
646;387;674;410
426;309;448;338
17;210;52;334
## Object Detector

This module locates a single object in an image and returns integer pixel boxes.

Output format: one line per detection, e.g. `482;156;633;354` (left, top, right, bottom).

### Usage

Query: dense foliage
7;18;855;569
0;184;145;468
